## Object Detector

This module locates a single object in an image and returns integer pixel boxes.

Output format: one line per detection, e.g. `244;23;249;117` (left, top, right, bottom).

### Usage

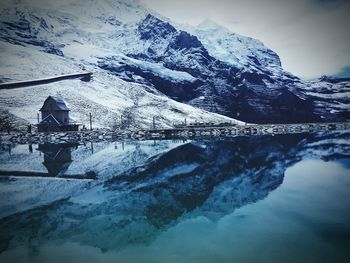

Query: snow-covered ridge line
100;54;197;83
0;72;92;89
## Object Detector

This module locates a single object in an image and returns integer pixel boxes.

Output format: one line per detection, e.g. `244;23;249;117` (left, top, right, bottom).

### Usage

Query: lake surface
0;131;349;263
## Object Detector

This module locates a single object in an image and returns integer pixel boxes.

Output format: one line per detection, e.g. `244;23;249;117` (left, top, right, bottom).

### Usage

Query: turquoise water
0;132;349;262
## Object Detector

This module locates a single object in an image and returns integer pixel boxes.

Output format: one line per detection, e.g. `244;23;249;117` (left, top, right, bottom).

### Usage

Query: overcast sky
141;0;350;79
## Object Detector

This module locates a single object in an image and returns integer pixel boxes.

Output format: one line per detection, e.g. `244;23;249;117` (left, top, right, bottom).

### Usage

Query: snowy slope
185;19;282;72
0;42;237;129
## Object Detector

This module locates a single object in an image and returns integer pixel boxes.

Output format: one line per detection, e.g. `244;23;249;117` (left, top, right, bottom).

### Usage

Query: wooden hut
37;96;79;132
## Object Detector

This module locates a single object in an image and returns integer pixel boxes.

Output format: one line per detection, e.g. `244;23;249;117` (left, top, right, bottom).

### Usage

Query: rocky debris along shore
0;122;349;145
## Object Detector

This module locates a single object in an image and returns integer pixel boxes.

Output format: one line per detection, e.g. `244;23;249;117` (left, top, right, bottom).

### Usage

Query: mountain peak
318;75;350;83
141;14;171;27
138;14;177;40
143;14;160;23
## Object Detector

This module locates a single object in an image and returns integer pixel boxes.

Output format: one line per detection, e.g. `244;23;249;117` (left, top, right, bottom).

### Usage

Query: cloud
142;0;350;79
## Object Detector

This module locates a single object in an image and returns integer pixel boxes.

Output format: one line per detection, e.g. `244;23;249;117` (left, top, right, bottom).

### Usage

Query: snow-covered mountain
301;76;350;120
0;0;349;127
98;13;320;123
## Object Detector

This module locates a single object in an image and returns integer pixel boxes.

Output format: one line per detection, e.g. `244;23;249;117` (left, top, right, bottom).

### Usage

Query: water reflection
0;132;349;261
105;135;308;226
38;143;79;176
0;143;96;179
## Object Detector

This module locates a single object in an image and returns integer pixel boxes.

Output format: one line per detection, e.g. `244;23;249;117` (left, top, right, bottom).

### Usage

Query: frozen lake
0;131;349;263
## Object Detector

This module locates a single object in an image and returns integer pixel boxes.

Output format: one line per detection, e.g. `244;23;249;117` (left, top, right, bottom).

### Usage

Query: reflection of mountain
106;135;306;225
0;133;349;254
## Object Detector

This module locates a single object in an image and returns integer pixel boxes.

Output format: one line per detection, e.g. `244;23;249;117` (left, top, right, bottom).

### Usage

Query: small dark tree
1;118;15;134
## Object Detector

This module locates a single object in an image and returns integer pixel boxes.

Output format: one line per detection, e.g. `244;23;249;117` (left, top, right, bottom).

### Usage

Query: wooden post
89;112;92;131
185;118;187;126
37;113;40;123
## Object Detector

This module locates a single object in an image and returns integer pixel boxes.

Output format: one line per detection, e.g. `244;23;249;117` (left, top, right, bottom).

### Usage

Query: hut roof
40;96;70;111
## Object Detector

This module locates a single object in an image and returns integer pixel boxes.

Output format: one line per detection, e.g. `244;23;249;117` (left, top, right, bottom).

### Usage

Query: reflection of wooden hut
37;143;79;176
37;96;79;132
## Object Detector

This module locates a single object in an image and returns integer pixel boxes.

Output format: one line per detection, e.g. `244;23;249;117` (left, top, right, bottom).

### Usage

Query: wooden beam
0;170;96;180
0;72;93;89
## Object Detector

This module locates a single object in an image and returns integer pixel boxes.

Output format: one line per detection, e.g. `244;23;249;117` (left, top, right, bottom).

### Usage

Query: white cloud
142;0;350;79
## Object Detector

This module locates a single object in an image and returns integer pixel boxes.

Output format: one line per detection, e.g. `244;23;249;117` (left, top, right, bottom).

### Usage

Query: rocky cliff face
98;14;321;123
301;76;350;121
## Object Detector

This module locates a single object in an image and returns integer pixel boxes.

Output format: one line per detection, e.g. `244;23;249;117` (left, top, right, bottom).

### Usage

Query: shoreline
1;122;349;145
